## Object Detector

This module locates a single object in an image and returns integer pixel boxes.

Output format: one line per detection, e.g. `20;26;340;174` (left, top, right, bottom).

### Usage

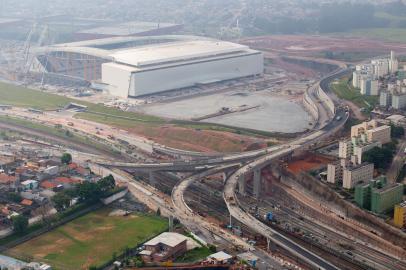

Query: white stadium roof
110;40;249;67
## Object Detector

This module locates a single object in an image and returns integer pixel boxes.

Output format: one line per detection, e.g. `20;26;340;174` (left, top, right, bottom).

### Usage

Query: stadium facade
34;35;263;97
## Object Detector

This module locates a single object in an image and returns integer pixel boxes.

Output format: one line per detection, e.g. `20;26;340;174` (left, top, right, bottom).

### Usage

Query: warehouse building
102;40;263;97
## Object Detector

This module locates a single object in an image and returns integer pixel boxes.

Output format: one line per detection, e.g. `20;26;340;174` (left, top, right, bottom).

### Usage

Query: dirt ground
127;125;268;153
287;153;334;175
241;35;406;57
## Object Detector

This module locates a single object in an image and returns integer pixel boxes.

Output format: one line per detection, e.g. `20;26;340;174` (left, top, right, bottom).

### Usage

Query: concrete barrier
302;90;319;121
101;189;128;205
318;86;335;115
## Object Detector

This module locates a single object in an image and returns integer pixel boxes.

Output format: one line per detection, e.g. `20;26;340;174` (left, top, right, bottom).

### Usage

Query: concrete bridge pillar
238;174;246;195
222;172;227;184
253;168;261;198
149;171;156;187
266;237;271;251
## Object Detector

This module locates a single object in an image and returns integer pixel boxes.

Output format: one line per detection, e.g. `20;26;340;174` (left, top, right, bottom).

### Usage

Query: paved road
220;72;349;269
171;165;289;269
223;147;340;270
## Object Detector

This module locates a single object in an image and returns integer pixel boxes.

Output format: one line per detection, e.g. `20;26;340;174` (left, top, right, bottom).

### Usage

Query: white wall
129;53;263;96
102;63;133;98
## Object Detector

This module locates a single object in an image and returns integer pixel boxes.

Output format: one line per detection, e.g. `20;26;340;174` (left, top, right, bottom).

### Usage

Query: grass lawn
6;208;167;270
330;77;378;110
174;246;212;263
0;81;162;123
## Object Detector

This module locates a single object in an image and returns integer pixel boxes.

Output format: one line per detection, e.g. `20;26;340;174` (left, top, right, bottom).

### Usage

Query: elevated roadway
171;164;289;269
96;145;289;172
220;68;350;269
223;139;344;270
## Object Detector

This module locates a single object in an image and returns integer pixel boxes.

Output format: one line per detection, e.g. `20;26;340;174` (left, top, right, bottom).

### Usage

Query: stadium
34;35;263;97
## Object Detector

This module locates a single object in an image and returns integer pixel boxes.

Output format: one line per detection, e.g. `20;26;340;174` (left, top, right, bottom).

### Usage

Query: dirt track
0;121;121;159
241;35;406;56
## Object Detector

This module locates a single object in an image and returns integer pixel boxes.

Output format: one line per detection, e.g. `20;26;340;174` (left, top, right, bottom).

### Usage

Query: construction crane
22;22;38;72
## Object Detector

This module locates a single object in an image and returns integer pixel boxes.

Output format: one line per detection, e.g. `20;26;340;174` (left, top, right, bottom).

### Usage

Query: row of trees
52;174;116;212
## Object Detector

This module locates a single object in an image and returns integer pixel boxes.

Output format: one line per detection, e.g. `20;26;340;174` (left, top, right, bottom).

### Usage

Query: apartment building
394;201;406;228
342;163;374;189
366;125;391;144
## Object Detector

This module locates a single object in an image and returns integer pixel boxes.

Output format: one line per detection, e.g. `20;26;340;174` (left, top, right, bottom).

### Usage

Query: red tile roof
0;173;16;184
68;163;78;169
21;199;33;206
40;181;58;189
55;177;81;184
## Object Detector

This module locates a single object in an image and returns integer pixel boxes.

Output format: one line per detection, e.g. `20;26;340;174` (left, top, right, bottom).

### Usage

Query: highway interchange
2;67;406;269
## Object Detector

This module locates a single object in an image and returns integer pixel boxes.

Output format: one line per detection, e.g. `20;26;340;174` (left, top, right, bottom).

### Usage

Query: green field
174;246;212;263
0;81;162;123
6;208;167;270
330;77;378;110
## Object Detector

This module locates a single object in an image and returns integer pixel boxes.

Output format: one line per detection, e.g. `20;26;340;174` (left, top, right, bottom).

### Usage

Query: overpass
222;111;348;270
96;145;289;172
220;68;349;269
100;67;349;268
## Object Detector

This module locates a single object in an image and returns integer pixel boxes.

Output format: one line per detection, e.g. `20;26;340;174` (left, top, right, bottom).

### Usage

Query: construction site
1;9;406;270
0;17;336;136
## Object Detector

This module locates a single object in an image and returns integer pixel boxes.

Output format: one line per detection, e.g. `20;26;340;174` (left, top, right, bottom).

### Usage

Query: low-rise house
43;166;59;176
20;199;33;207
206;251;233;264
237;252;259;268
140;232;188;263
21;180;38;190
40;180;58;190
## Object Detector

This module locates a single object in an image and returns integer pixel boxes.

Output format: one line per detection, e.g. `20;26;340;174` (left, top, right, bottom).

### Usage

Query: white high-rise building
389;50;399;74
360;77;379;96
343;163;374;189
372;59;390;78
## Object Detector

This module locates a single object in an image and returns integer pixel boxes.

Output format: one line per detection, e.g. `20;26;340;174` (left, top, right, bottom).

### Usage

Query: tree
78;181;101;202
12;215;28;234
390;124;404;139
97;174;115;193
7;192;22;203
362;146;394;170
209;245;217;253
61;153;72;165
32;203;53;224
52;192;71;212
